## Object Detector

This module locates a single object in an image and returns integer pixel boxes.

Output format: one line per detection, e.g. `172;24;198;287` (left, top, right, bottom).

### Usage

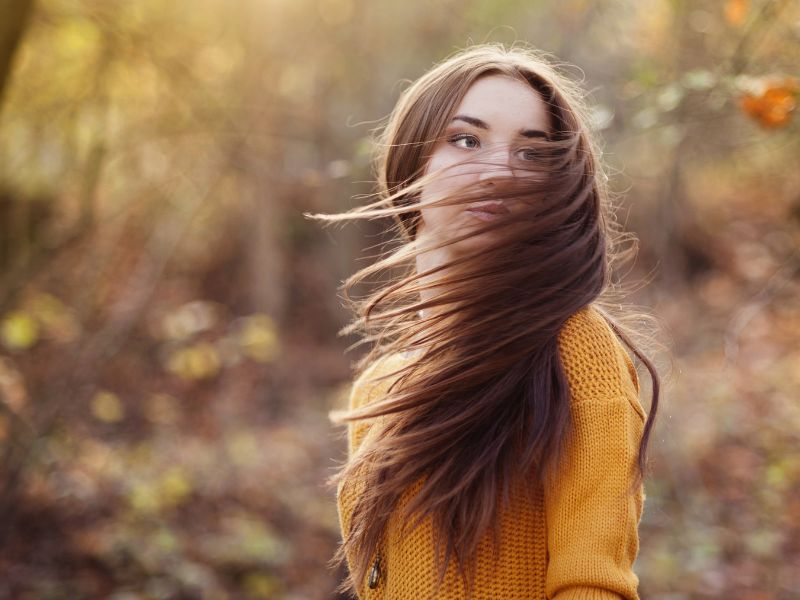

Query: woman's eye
449;133;479;149
519;149;539;161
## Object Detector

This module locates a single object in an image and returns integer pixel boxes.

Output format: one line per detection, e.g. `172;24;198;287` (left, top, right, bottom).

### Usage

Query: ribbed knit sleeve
544;308;647;600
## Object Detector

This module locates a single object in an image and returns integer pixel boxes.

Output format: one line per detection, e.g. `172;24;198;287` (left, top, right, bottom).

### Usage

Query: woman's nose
476;144;514;180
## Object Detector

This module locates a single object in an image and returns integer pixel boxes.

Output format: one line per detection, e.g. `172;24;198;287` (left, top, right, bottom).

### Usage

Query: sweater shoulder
346;352;408;457
348;352;407;411
557;306;642;408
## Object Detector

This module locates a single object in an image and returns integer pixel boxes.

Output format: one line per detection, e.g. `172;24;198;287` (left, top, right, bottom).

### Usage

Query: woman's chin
451;229;496;252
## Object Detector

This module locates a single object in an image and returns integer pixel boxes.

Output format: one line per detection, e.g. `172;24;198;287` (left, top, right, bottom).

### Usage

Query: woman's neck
415;238;454;321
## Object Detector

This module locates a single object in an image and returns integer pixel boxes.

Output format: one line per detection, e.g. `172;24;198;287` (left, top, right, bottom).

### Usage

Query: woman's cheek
419;206;444;235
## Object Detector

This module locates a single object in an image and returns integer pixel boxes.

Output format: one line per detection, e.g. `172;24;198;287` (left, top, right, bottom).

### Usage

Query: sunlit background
0;0;798;598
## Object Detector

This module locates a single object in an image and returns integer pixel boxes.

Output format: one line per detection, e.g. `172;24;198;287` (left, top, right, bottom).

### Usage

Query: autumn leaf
237;314;280;363
166;342;221;380
0;311;39;350
91;390;125;423
724;0;748;27
739;76;799;128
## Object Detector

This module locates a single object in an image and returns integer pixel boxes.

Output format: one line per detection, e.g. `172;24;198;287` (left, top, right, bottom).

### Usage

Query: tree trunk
0;0;35;114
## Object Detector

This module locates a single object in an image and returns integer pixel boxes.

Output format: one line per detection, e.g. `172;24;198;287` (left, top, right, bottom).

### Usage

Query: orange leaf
740;76;799;128
725;0;748;26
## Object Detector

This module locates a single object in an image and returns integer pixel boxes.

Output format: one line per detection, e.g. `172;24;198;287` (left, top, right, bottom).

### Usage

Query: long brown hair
306;42;662;599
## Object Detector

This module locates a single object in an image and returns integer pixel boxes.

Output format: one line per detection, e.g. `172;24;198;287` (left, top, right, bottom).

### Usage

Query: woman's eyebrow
450;114;549;139
451;115;489;129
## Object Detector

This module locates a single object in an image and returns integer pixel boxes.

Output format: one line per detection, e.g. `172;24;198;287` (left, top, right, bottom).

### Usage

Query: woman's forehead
452;74;551;133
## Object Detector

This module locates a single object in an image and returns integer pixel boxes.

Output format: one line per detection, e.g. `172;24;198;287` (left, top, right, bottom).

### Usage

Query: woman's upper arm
543;397;645;600
544;307;647;599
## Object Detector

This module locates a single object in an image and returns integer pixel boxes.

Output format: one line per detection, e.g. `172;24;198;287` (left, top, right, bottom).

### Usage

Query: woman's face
416;74;552;252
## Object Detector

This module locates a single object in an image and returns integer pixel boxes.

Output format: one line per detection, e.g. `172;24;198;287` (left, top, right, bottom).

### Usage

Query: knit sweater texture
336;306;648;600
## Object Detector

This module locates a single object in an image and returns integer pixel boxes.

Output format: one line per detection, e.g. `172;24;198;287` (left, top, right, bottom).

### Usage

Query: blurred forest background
0;0;798;598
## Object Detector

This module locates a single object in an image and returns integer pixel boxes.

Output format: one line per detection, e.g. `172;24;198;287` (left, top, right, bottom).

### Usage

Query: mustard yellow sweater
336;306;648;600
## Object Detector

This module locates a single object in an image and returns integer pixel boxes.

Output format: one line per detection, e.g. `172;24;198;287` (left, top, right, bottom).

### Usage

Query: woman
308;43;661;600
